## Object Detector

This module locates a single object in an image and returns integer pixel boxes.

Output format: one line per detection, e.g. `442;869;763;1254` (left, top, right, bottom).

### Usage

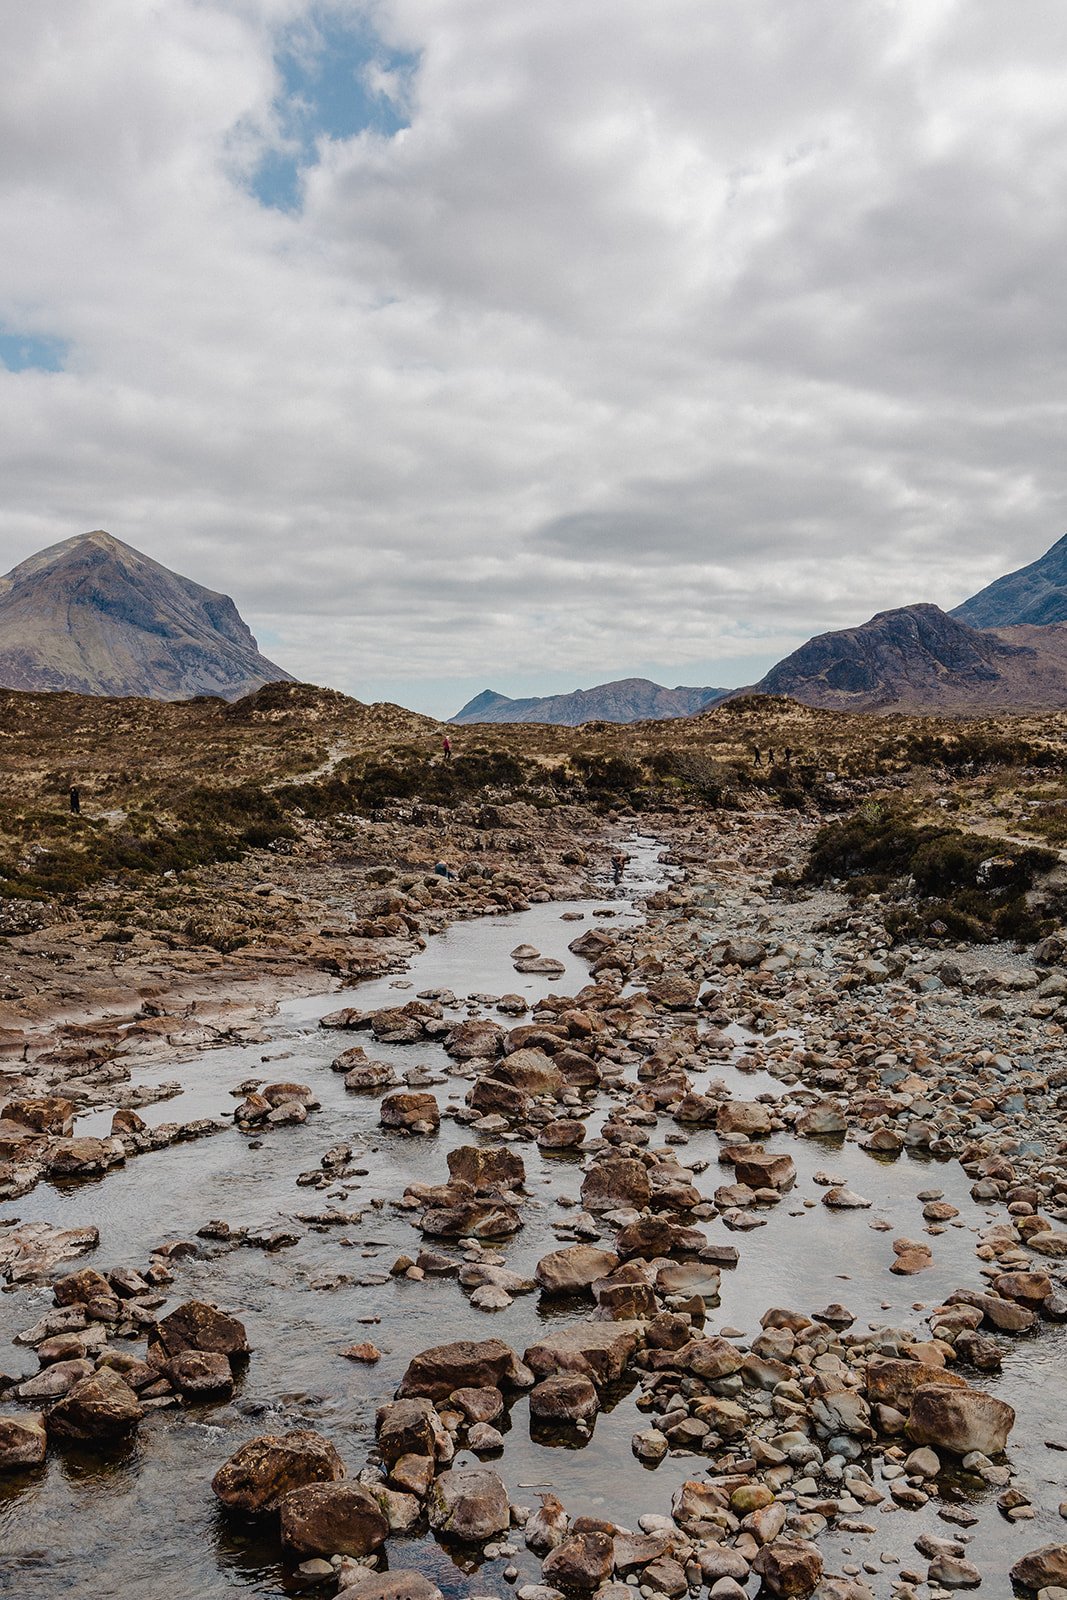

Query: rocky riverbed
1;811;1065;1600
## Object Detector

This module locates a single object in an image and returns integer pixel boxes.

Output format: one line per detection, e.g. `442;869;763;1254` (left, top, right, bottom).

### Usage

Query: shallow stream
1;835;1064;1598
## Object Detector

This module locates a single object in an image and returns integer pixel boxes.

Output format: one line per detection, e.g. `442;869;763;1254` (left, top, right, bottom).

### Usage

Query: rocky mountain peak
0;529;294;701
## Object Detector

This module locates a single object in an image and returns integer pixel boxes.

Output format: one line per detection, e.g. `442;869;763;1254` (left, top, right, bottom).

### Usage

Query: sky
1;0;1066;718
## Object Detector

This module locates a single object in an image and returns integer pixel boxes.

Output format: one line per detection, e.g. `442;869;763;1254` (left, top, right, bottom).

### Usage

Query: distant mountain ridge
951;532;1067;627
451;677;728;726
0;530;293;701
748;602;1067;712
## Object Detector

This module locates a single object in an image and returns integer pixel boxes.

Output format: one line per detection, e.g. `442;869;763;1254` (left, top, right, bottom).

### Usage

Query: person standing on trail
611;851;627;886
442;735;453;761
69;785;80;815
750;746;761;767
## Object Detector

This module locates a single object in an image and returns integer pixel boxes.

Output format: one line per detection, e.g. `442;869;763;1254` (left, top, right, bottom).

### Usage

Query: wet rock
164;1350;235;1397
380;1092;440;1132
44;1136;126;1178
796;1101;847;1137
542;1531;615;1590
54;1267;113;1306
279;1481;389;1557
1009;1545;1067;1590
732;1150;796;1192
524;1321;642;1386
444;1020;505;1061
337;1572;444;1600
212;1430;346;1512
526;1491;570;1552
906;1384;1015;1456
822;1187;871;1209
343;1060;398;1091
3;1096;74;1135
670;1337;744;1381
427;1465;510;1541
537;1119;586;1149
535;1244;618;1294
0;1222;100;1284
398;1338;530;1400
376;1397;441;1464
152;1301;249;1362
341;1342;381;1363
0;1411;47;1470
447;1145;525;1190
47;1367;144;1440
529;1374;600;1423
17;1358;95;1399
750;1538;823;1596
420;1199;522;1239
927;1554;983;1587
717;1100;774;1136
580;1157;651;1214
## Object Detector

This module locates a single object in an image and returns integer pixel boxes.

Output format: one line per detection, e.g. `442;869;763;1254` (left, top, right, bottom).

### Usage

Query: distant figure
442;735;453;761
69;785;80;815
434;861;454;879
783;746;793;764
767;747;775;766
611;851;627;886
750;746;762;767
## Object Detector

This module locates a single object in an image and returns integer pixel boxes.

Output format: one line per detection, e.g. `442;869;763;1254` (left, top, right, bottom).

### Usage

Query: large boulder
427;1466;510;1541
580;1157;651;1214
419;1199;522;1239
524;1321;642;1386
906;1384;1015;1456
279;1482;389;1557
0;1412;47;1470
211;1430;345;1513
494;1048;563;1098
398;1339;528;1401
46;1368;144;1440
444;1021;504;1061
717;1100;774;1136
380;1092;440;1132
528;1374;599;1424
152;1300;250;1362
732;1149;796;1192
1009;1545;1067;1591
542;1531;615;1590
535;1244;618;1295
447;1146;525;1190
375;1397;444;1464
751;1538;823;1596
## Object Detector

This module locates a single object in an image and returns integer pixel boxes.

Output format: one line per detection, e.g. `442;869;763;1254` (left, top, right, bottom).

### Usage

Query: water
1;833;1064;1597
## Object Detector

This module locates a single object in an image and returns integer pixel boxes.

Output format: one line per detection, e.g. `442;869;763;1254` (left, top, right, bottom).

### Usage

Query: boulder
542;1531;615;1590
528;1374;600;1423
380;1092;440;1132
906;1384;1015;1456
279;1481;389;1557
751;1538;823;1596
212;1430;345;1512
0;1411;47;1470
717;1100;774;1136
524;1321;642;1386
535;1245;618;1295
732;1150;796;1192
153;1300;249;1362
398;1338;528;1401
580;1157;651;1213
375;1398;442;1464
447;1145;525;1190
1009;1545;1067;1591
46;1368;144;1440
444;1020;505;1061
419;1199;522;1239
427;1465;510;1541
164;1349;235;1397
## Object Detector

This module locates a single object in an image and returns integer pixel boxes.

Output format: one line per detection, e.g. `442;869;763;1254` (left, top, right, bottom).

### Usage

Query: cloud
1;0;1066;717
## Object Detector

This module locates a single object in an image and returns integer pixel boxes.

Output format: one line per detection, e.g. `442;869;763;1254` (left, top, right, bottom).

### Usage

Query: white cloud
1;0;1066;716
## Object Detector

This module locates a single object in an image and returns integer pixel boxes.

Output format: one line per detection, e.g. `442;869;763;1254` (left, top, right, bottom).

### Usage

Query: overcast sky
2;0;1066;717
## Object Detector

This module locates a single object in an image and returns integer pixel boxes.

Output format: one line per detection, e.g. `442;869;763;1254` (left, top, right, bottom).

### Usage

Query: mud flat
1;818;1065;1600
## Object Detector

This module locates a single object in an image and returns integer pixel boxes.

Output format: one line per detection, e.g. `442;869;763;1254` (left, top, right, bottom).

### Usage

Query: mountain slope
0;530;294;700
750;603;1067;712
952;533;1067;627
451;677;728;725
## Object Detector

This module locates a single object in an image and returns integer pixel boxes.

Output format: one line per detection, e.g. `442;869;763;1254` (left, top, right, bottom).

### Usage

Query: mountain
749;603;1067;712
951;532;1067;627
451;677;729;726
0;530;294;701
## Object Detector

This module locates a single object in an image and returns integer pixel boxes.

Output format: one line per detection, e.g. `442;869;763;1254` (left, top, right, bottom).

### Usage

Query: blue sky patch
252;10;418;212
0;329;67;373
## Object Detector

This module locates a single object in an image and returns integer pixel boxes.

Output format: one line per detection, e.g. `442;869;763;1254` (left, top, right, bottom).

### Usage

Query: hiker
434;861;454;879
611;851;627;886
442;735;453;761
69;785;80;815
750;745;761;767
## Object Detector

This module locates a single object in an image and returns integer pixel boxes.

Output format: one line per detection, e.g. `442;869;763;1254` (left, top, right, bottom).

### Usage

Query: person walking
442;735;453;761
69;785;80;815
